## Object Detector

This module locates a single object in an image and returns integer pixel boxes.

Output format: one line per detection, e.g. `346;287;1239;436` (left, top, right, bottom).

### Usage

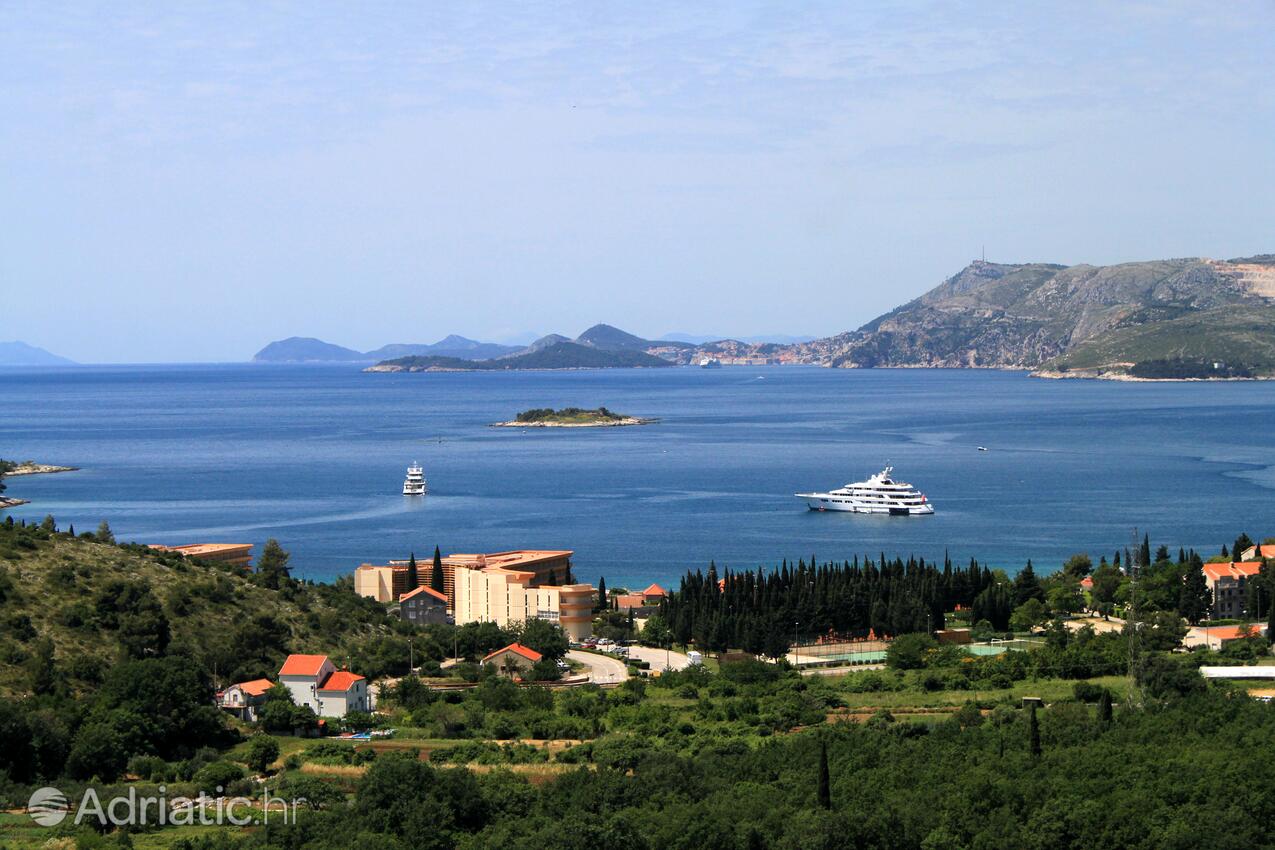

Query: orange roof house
484;643;543;664
279;654;332;677
483;643;544;678
216;677;275;720
1203;561;1263;584
400;585;448;603
642;583;667;598
277;654;369;717
317;671;366;693
1241;543;1275;561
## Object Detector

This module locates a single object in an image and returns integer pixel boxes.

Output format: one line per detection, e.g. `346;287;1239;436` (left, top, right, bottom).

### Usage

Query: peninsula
0;460;79;508
491;407;657;428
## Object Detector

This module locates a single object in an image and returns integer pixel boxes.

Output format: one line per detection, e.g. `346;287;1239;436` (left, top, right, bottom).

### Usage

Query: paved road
566;650;629;684
627;645;692;671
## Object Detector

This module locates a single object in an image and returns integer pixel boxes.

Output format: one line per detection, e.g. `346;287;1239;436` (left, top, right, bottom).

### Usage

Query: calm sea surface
2;364;1273;587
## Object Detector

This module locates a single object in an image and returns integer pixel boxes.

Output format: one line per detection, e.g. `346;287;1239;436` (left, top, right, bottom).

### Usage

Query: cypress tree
1140;534;1151;568
546;568;557;586
1098;690;1113;729
1029;704;1041;758
816;739;831;809
597;576;608;612
1267;571;1275;645
405;552;419;590
430;546;445;593
1178;555;1211;625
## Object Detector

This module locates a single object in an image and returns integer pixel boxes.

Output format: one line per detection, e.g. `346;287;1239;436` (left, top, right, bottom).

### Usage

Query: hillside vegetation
0;517;397;696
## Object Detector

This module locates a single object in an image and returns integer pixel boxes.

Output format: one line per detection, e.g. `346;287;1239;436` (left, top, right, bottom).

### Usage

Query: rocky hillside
784;255;1275;376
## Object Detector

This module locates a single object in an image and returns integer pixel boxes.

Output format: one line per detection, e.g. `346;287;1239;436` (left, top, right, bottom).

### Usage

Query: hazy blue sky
3;2;1273;362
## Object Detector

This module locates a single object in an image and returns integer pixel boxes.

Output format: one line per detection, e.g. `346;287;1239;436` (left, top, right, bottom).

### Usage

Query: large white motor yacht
402;462;427;496
796;466;933;515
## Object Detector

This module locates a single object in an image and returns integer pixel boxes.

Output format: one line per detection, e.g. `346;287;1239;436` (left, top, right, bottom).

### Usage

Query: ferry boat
796;465;933;515
402;462;427;496
699;357;722;369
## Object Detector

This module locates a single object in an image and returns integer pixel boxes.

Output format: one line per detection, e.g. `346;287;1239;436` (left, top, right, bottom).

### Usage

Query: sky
2;2;1274;363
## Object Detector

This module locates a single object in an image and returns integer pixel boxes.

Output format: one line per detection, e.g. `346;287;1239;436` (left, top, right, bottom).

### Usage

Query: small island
491;407;657;428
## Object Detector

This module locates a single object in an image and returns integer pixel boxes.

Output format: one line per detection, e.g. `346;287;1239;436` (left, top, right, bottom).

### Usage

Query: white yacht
699;357;722;369
796;466;933;515
402;462;427;496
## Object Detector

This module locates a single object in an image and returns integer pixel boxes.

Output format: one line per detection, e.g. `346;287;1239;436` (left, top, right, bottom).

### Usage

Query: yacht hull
797;495;934;515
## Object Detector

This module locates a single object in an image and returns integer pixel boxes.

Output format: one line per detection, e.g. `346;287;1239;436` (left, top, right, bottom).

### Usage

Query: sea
3;364;1273;589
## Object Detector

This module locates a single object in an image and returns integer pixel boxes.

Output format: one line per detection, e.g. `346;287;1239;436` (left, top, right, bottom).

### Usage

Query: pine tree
430;546;445;593
816;739;831;809
1234;533;1254;561
95;520;115;544
1029;704;1041;758
1013;560;1044;606
256;538;291;590
405;552;419;590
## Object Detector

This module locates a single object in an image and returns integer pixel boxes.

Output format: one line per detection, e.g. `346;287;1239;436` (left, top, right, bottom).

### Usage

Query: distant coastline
0;462;79;509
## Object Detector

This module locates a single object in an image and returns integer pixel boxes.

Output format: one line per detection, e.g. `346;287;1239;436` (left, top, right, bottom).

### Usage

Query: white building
278;654;369;718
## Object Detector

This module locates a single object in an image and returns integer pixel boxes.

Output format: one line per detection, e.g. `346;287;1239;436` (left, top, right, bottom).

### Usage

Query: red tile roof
1243;544;1275;560
317;671;365;692
279;654;330;677
483;642;543;664
642;583;667;597
1203;561;1263;582
1203;625;1265;642
400;585;448;603
235;678;275;697
1080;576;1093;589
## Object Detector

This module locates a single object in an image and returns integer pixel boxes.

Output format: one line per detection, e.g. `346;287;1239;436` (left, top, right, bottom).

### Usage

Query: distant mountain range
0;341;75;366
367;324;681;372
261;255;1275;379
252;335;522;363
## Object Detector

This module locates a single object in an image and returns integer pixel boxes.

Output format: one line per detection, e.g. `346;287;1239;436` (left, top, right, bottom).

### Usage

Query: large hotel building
355;550;595;640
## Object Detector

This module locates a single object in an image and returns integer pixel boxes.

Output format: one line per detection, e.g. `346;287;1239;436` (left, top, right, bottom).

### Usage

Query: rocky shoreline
0;462;79;510
490;417;658;428
6;462;79;476
1031;369;1270;382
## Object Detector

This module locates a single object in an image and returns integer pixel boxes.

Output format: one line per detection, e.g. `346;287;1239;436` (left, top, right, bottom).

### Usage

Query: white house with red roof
279;654;369;717
217;678;274;721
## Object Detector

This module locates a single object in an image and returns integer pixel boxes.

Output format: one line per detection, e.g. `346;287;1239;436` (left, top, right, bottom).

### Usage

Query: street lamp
408;638;414;674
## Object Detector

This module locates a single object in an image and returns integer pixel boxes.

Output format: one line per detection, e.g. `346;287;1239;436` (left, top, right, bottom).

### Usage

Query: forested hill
788;254;1275;377
0;517;397;696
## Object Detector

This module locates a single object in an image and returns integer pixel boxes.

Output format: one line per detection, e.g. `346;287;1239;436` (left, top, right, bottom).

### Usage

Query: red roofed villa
216;678;275;721
278;654;368;717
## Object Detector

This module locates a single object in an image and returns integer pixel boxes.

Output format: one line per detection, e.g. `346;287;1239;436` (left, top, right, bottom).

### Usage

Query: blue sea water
2;364;1273;588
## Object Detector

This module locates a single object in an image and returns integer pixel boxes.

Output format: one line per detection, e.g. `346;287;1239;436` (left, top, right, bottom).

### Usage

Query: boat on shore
796;465;934;515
